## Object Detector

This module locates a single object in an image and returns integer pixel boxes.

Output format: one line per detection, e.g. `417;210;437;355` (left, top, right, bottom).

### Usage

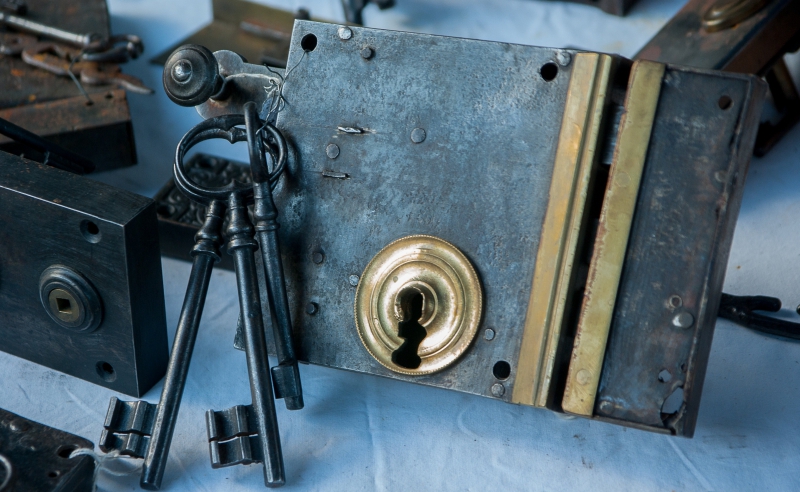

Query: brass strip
511;53;613;407
561;60;665;416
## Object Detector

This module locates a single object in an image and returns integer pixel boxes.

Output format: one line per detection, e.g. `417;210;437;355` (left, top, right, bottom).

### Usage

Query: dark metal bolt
305;302;319;315
312;251;325;264
410;128;426;143
360;47;374;60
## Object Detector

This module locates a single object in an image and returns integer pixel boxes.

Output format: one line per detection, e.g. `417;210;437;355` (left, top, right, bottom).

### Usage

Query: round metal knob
162;44;221;107
354;235;483;375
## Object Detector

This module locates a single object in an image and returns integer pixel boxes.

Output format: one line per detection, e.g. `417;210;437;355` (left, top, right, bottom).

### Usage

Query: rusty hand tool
20;42;153;94
0;11;143;62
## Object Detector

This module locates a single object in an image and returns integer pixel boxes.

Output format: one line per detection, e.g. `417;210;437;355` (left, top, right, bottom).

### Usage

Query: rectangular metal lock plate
0;152;169;397
264;22;761;436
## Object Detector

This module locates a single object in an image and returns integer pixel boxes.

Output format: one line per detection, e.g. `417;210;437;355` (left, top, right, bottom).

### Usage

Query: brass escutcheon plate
354;235;483;375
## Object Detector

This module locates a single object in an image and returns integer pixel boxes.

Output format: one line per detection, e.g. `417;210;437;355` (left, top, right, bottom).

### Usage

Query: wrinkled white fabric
1;0;799;490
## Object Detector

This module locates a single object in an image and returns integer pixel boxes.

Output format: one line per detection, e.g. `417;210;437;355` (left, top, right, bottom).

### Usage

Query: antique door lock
160;21;767;438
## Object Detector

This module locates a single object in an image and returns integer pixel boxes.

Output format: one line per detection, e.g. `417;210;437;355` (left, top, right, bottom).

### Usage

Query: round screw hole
718;95;732;110
84;100;94;106
96;361;116;382
301;33;318;52
658;369;672;383
493;360;511;380
105;92;113;99
48;470;60;478
80;220;102;244
540;62;558;82
669;295;682;308
56;445;78;459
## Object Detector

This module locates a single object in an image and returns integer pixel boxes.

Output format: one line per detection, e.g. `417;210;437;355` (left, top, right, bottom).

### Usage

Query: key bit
206;405;265;468
99;397;157;459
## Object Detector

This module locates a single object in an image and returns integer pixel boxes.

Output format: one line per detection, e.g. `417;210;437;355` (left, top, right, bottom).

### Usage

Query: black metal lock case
0;152;168;397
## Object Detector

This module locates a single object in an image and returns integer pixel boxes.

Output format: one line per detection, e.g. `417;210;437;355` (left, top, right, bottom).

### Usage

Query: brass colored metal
512;52;613;408
48;288;80;323
354;235;483;375
562;61;665;416
702;0;770;33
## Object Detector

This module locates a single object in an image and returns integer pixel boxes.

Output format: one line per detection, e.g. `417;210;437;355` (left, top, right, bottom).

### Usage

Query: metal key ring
174;113;287;205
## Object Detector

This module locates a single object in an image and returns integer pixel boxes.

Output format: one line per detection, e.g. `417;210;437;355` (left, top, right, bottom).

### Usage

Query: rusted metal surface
635;0;800;75
593;67;766;437
0;0;138;170
0;0;111;107
635;0;800;155
151;0;328;68
0;90;135;170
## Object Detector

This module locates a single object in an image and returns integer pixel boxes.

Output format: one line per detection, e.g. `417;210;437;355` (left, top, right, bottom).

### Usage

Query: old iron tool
101;104;300;489
0;11;143;62
718;293;800;341
19;41;152;94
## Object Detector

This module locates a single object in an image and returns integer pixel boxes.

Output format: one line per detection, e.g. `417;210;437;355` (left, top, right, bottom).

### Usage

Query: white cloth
2;0;799;490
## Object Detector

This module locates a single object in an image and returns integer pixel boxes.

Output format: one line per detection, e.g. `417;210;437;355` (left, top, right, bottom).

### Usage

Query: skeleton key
100;114;292;489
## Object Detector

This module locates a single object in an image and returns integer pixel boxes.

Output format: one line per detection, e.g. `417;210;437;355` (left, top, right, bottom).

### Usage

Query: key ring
173;113;287;205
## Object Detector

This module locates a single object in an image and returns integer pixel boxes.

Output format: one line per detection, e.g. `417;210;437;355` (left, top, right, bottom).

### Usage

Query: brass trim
354;235;483;375
562;60;665;416
511;53;613;407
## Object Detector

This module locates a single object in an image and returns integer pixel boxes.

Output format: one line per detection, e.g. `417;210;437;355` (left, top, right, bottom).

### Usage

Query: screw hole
95;361;116;382
669;295;682;308
80;220;102;244
540;62;558;82
301;33;318;52
493;360;511;380
48;470;60;478
105;92;113;99
718;95;732;110
56;445;78;459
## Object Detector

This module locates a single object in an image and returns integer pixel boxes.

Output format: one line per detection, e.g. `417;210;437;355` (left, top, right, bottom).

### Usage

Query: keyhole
56;297;72;314
391;293;427;369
